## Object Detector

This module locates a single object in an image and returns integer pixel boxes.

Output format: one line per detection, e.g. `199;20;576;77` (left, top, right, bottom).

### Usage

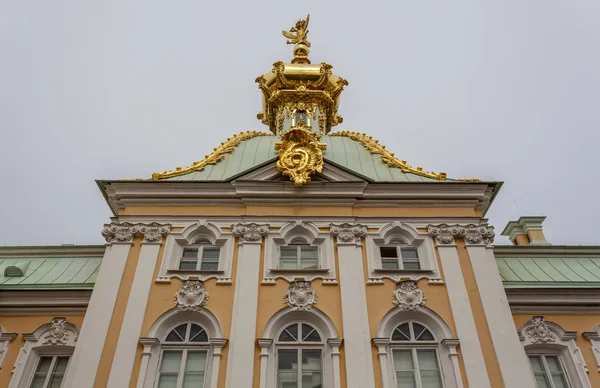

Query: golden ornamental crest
275;123;326;186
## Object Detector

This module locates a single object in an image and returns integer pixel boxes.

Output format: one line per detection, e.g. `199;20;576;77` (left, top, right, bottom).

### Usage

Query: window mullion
397;246;403;269
297;348;303;387
176;350;187;388
412;348;423;388
197;247;203;270
297;246;301;269
540;356;556;388
42;356;57;388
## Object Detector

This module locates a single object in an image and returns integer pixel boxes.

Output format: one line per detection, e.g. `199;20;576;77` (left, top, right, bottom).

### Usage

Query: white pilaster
328;338;343;388
372;338;392;388
258;339;273;388
442;339;465;388
330;223;375;388
63;236;132;387
208;338;227;388
428;225;491;388
467;244;537;388
107;223;169;387
225;223;268;388
136;338;160;388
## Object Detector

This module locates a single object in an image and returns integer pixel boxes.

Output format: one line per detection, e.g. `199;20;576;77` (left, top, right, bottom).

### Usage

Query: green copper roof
497;257;600;288
0;257;102;290
165;135;442;182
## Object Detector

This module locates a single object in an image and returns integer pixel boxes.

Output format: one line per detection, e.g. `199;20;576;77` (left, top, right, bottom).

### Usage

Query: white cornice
0;290;92;308
506;289;600;314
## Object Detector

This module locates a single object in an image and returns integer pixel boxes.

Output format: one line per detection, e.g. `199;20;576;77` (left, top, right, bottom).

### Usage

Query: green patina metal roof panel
0;257;101;289
497;257;600;288
165;135;441;182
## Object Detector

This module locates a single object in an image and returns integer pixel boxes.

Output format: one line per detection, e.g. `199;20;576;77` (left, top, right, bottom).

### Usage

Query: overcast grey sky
1;1;599;246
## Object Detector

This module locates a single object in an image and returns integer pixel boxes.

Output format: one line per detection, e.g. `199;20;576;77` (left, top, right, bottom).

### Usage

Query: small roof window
4;261;30;277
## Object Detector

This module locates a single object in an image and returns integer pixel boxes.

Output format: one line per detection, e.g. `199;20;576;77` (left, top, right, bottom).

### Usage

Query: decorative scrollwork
42;317;70;346
175;280;209;311
392;280;426;311
276;127;326;186
284;281;317;311
525;316;556;344
427;224;495;246
233;223;269;243
330;223;367;244
102;222;171;244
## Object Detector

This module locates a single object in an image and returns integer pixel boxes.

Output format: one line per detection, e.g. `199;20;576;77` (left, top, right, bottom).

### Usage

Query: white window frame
527;353;572;388
178;240;221;271
28;355;71;388
157;221;234;284
0;325;17;368
275;322;324;387
9;318;79;388
365;222;441;285
519;317;591;388
278;238;321;270
263;222;336;284
378;242;421;270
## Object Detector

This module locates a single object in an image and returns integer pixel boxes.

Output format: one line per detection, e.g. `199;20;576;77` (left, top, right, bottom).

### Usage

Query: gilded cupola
256;15;348;186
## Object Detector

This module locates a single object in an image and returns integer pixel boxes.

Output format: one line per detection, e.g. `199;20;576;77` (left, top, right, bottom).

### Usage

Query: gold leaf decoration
275;127;326;186
151;131;272;180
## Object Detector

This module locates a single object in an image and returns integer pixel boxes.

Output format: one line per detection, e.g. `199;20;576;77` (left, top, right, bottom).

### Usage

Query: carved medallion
525;316;556;344
393;280;426;311
284;281;317;311
42;317;70;346
175;280;209;311
276;128;326;186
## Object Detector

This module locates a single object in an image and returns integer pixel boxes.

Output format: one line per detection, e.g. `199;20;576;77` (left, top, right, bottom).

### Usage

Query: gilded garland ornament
276;126;326;186
152;131;272;180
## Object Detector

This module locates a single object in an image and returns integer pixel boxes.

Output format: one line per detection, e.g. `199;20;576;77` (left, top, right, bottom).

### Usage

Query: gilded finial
282;15;311;64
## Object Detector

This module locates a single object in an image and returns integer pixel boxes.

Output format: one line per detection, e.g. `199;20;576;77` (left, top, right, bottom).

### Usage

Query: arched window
279;237;319;270
156;322;210;388
389;322;443;388
374;308;463;388
276;323;323;387
178;237;221;271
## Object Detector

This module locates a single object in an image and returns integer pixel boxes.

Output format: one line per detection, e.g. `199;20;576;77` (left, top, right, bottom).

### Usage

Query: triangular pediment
231;159;370;183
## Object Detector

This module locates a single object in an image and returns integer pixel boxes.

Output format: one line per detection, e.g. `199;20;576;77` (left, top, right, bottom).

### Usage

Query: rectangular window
528;355;570;388
277;349;322;388
158;350;207;388
29;356;70;388
379;246;421;270
279;245;320;270
178;246;220;271
392;348;442;388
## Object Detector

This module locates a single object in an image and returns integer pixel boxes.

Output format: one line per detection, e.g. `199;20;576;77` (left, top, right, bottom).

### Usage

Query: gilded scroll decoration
276;127;326;186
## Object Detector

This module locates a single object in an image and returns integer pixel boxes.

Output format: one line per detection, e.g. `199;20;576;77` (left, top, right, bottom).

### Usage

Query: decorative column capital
209;338;228;355
427;224;494;246
257;338;273;350
102;222;171;244
139;337;161;348
330;223;367;244
232;223;269;243
327;338;343;354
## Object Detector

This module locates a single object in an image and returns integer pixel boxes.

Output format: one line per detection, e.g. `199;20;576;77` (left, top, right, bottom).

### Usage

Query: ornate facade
1;15;599;388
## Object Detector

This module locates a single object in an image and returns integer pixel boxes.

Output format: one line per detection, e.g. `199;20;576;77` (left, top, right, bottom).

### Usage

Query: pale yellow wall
513;314;600;388
457;240;504;388
527;229;546;242
94;238;143;388
0;315;85;387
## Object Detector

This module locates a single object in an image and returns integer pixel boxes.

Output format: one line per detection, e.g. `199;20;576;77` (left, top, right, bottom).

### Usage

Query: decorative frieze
524;316;556;344
392;280;426;311
330;223;367;244
232;223;269;243
42;317;71;345
284;281;317;311
102;222;171;244
427;224;494;246
175;280;209;311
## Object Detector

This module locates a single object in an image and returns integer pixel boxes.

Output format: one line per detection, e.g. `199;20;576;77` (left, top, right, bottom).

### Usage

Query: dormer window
178;238;220;271
279;237;319;270
379;238;421;270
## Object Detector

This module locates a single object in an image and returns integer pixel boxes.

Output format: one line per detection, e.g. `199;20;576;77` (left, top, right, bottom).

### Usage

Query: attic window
4;261;30;277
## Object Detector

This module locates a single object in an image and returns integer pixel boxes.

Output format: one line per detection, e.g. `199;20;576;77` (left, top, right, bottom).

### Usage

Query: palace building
1;16;600;388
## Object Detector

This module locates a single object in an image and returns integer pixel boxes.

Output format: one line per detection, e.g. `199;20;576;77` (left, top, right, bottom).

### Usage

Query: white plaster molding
392;280;426;311
175;280;209;311
0;326;17;368
433;242;491;388
374;307;463;388
365;222;442;284
101;222;171;244
284;281;317;311
583;324;600;372
137;308;226;388
263;221;336;284
63;242;132;387
232;223;269;243
468;245;538;388
330;222;367;244
335;236;376;387
519;316;591;388
260;307;341;388
427;223;494;246
106;243;162;388
156;221;234;284
9;318;79;388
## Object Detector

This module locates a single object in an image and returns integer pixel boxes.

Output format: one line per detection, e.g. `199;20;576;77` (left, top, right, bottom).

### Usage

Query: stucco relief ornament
233;223;269;243
102;222;137;243
525;316;556;344
461;224;495;245
393;280;426;311
284;281;317;311
427;224;460;245
175;281;209;311
136;222;171;243
276;127;326;186
330;223;367;244
42;317;70;345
